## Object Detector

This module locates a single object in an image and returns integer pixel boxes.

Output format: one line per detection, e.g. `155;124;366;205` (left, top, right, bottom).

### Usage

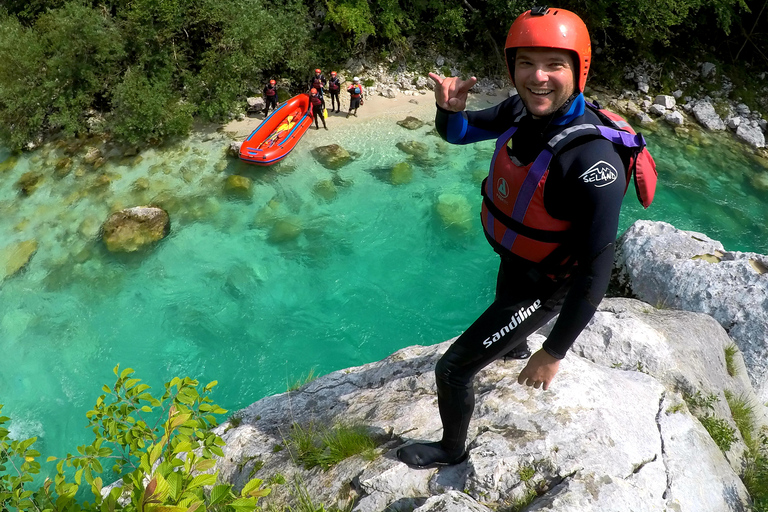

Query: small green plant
500;487;538;512
518;464;535;483
666;403;685;414
362;78;375;87
724;344;739;377
684;390;736;452
635;361;647;373
611;362;624;369
743;428;768;512
0;365;272;511
724;390;755;447
286;422;377;471
288;368;319;392
699;416;737;452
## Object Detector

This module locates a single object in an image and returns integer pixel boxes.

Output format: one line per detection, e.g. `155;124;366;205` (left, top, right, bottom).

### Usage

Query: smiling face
514;47;576;118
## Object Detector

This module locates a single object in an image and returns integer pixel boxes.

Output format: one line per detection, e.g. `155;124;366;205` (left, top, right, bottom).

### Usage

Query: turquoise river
1;99;767;481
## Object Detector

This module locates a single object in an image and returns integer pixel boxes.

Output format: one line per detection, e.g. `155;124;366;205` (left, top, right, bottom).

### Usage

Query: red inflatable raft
239;93;314;165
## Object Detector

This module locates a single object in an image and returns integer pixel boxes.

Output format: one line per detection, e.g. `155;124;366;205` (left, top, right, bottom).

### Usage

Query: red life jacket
312;76;325;90
348;84;363;98
481;103;657;265
329;78;340;92
264;86;276;97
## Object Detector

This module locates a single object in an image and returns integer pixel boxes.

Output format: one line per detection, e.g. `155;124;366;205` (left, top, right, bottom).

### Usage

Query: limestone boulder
654;95;676;109
612;220;768;403
247;97;265;112
692;101;726;131
397;117;425;130
83;146;102;165
1;240;38;283
313;179;338;201
736;122;766;148
268;216;302;243
311;144;352;170
213;297;754;512
101;206;170;253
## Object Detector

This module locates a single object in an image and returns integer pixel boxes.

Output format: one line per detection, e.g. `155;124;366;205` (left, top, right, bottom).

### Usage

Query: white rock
613;220;768;401
664;111;685;125
736;122;766;148
728;116;742;130
635;112;654;125
701;62;717;77
692;101;726;130
648;104;667;116
436;56;445;67
638;82;650;94
672;90;683;99
654;95;676;109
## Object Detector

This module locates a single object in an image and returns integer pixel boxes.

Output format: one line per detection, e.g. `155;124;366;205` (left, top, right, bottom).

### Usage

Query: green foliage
724;344;739;377
0;366;272;511
518;464;535;483
724;390;754;447
110;67;194;145
744;428;768;512
684;390;736;452
286;422;377;471
699;415;737;452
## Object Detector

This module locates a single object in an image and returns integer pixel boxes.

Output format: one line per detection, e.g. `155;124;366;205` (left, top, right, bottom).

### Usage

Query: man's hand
517;349;561;390
428;73;477;112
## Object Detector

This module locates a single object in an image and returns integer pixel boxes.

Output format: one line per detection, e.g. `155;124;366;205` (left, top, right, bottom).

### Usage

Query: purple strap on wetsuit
595;125;646;149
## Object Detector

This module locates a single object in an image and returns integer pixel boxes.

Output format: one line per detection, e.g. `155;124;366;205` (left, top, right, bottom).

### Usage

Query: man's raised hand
428;73;477;112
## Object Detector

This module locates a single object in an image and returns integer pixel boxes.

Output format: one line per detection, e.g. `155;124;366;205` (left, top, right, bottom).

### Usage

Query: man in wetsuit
346;77;364;118
309;88;327;130
397;7;628;468
263;79;278;117
309;69;326;99
328;71;342;113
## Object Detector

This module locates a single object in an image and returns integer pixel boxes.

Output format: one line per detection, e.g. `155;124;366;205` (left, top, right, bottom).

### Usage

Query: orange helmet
314;68;321;74
269;79;276;85
504;7;591;92
330;71;337;76
310;88;317;95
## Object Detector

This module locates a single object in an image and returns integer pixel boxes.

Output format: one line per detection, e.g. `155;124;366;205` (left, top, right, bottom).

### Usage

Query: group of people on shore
262;69;365;130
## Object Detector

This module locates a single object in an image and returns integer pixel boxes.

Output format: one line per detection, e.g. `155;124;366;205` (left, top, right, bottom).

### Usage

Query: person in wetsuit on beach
263;79;278;117
328;71;342;113
396;7;632;468
309;88;327;130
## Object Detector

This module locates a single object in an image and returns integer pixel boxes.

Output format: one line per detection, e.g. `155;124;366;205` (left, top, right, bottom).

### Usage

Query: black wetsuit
310;95;326;129
397;94;627;467
310;74;326;99
263;85;278;115
328;77;341;112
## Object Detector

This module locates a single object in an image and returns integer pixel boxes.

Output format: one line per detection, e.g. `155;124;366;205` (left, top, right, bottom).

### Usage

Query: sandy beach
222;89;506;142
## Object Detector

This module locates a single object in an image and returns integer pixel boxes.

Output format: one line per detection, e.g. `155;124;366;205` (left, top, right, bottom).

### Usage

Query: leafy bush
0;365;271;511
684;390;737;452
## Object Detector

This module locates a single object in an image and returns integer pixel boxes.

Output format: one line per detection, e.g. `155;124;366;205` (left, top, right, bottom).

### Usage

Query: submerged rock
268;216;303;243
396;116;425;130
15;172;43;196
390;162;413;185
224;175;253;199
396;141;429;160
101;206;170;253
435;193;472;232
313;179;338;201
1;240;38;283
311;144;352;170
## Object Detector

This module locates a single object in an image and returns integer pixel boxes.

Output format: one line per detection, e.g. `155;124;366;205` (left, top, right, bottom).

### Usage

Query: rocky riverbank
213;220;768;512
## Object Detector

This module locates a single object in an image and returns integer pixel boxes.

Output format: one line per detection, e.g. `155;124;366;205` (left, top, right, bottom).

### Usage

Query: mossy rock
390;162;413;185
396;140;429;159
54;158;73;179
311;144;352;170
15;172;43;196
313;179;338;200
396;116;425;130
225;174;253;199
0;155;19;173
1;240;38;282
435;193;473;233
269;216;303;243
750;171;768;192
101;206;170;253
